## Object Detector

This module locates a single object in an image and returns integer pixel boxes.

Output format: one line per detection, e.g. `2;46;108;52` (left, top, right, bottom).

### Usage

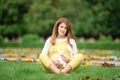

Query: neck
57;35;66;39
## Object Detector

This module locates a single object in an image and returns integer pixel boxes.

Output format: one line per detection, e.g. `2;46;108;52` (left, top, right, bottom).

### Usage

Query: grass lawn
0;62;120;80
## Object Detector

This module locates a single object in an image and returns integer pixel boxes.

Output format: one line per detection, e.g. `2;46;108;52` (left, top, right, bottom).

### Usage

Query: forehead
59;23;67;27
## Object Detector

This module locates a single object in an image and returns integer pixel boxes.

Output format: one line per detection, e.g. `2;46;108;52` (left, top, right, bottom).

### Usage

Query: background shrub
19;34;41;47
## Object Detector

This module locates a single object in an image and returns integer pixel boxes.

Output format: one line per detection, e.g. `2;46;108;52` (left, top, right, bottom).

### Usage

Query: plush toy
57;49;66;68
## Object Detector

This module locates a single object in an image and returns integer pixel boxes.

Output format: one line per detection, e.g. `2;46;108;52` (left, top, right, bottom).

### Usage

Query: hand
51;59;63;68
61;55;71;63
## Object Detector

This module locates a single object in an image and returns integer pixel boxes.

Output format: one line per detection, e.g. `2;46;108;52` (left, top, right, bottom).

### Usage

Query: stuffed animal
57;49;66;68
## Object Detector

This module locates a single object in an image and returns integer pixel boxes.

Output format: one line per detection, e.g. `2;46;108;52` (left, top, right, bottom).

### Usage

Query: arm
61;39;78;63
69;38;78;57
40;38;63;67
41;38;51;54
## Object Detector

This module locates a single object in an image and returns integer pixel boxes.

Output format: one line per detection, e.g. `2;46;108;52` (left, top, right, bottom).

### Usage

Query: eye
60;26;63;28
65;26;67;29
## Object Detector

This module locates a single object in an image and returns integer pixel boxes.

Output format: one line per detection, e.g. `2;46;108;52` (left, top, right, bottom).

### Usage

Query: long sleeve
41;38;51;54
69;39;78;57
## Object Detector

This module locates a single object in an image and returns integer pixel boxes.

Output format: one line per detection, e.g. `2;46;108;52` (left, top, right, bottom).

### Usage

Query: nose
61;27;66;31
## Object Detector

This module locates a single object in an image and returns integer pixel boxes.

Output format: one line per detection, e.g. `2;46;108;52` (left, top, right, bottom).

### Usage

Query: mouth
60;31;65;35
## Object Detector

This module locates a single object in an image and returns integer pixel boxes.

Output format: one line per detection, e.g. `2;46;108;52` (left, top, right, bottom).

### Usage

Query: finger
57;60;60;63
61;54;65;57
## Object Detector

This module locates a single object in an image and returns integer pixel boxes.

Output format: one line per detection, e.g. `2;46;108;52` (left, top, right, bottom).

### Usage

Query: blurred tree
23;0;54;38
0;0;32;38
85;0;120;38
0;0;120;39
103;0;120;38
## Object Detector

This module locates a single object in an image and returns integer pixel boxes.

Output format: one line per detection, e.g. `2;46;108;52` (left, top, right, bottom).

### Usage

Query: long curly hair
50;17;76;46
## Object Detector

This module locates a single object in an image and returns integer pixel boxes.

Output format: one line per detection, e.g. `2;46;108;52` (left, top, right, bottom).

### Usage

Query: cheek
64;29;67;33
65;30;68;35
58;27;61;32
65;29;67;32
58;28;61;34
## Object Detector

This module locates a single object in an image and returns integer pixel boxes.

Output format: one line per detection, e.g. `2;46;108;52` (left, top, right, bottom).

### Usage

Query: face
57;23;67;38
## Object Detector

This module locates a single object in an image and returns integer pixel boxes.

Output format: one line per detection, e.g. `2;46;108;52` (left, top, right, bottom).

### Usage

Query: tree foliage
0;0;120;39
0;0;32;38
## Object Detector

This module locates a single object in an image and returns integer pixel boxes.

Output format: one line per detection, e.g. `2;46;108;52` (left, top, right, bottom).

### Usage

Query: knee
77;53;84;61
39;54;43;60
39;53;44;58
39;54;43;62
39;54;47;61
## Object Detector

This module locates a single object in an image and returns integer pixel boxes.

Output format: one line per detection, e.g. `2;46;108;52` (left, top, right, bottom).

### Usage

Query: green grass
0;62;120;80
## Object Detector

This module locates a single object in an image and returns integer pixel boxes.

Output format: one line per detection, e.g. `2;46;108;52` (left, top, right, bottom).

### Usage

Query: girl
39;17;84;75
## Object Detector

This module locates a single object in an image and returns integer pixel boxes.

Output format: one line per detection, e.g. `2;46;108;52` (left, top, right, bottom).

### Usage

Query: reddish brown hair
50;17;76;46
